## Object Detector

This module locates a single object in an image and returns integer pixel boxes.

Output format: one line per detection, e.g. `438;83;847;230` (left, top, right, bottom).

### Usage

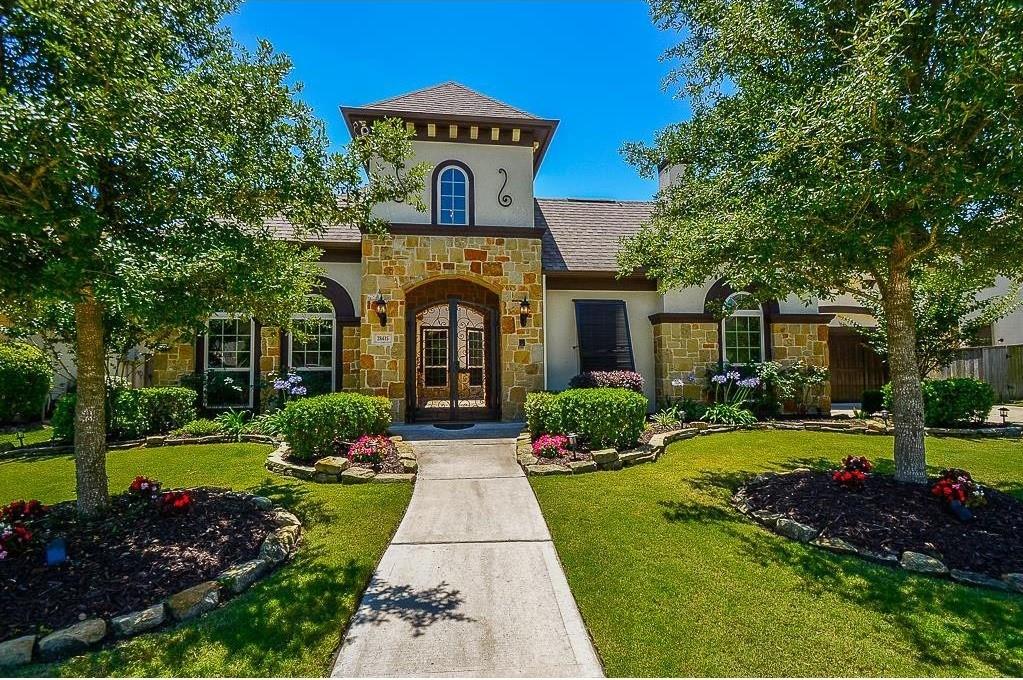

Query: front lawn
0;443;412;677
0;424;53;448
531;431;1023;677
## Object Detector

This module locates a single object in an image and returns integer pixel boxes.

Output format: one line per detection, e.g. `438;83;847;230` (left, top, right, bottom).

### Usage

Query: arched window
436;164;469;225
722;292;764;365
289;294;335;397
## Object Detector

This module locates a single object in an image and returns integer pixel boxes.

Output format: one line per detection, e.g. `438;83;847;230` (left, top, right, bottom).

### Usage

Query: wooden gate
934;344;1023;402
828;328;888;402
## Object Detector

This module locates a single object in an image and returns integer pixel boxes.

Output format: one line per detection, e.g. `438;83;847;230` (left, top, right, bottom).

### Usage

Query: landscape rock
1003;573;1023;592
589;448;618;464
525;463;572;476
313;472;339;483
666;430;697;442
950;569;1008;590
775;518;819;542
618;450;648;464
567;460;597;473
111;604;166;637
900;551;949;575
166;581;220;621
598;460;623;471
38;619;107;659
0;635;35;667
811;536;859;554
341;467;376;484
314;456;350;475
269;510;301;527
689;421;709;431
145;435;166;447
250;495;273;510
400;457;419;473
218;559;269;594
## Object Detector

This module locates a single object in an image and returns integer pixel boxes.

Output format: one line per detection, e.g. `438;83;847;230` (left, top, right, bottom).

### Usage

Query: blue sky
223;1;689;201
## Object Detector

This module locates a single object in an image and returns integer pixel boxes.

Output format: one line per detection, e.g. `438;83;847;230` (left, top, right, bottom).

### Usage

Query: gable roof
361;82;540;121
536;198;654;272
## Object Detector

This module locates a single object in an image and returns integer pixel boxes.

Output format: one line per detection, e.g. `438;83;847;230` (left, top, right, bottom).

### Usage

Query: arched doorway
405;278;501;422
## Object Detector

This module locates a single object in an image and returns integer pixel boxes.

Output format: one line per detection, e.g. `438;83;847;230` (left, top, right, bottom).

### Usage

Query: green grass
0;443;412;677
0;424;53;448
531;431;1023;677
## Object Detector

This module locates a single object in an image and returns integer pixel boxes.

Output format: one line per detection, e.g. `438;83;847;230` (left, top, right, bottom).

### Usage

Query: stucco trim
387;223;545;239
649;312;717;324
546;273;657;291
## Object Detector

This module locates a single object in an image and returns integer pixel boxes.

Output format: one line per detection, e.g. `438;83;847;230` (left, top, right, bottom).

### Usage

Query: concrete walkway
332;424;603;678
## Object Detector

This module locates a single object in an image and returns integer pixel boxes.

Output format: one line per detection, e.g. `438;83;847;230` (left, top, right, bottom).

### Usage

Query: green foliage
53;387;198;440
215;409;250;442
883;379;995;427
0;341;51;423
861;389;884;415
173;418;222;437
652;409;683;427
279;393;391;462
703;403;757;426
524;391;563;436
554;388;649;449
848;260;1022;375
249;409;288;437
659;396;709;422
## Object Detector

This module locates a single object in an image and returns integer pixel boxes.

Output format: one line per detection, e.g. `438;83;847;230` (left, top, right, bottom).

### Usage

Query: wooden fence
933;344;1023;402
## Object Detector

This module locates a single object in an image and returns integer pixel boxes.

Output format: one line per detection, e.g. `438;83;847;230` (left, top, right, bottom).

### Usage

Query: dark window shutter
573;300;635;372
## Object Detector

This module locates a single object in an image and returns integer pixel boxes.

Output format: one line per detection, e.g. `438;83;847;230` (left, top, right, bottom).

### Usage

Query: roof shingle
536;198;653;272
361;82;540;121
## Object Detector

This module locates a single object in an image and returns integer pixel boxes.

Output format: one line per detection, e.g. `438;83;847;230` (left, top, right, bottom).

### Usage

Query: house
147;82;842;422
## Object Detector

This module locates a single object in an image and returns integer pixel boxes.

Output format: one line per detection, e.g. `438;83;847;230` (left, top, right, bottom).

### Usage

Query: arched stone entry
405;278;501;422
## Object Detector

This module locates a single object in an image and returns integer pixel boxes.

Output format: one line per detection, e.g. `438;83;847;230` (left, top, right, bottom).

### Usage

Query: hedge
52;386;198;441
0;341;52;424
526;387;648;449
279;392;391;462
882;378;995;427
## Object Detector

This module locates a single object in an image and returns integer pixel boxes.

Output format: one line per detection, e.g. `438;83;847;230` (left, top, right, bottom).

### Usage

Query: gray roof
536;198;653;272
264;216;360;244
361;82;540;121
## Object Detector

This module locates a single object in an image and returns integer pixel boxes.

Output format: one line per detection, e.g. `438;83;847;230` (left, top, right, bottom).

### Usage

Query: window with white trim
206;315;254;407
290;294;335;397
437;165;468;225
722;292;764;364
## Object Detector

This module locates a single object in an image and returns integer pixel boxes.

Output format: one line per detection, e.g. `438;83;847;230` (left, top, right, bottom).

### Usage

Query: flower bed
265;437;417;484
733;469;1023;592
0;486;301;665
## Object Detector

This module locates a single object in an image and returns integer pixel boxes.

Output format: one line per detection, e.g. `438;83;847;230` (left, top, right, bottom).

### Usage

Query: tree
849;260;1022;376
0;0;426;516
621;0;1023;482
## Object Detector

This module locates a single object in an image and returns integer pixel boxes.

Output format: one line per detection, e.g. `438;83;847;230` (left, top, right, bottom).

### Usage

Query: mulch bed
742;471;1023;578
0;488;273;641
535;450;594;464
285;439;404;474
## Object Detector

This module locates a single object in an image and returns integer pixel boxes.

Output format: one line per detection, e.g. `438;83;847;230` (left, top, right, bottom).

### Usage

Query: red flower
1;499;48;523
159;490;193;516
833;457;871;488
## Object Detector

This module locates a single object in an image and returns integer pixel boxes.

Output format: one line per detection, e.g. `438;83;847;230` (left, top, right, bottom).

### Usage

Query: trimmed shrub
279;392;391;462
0;341;52;424
555;388;648;449
174;418;222;436
882;378;995;427
568;370;645;393
861;389;884;415
525;391;562;436
52;386;198;440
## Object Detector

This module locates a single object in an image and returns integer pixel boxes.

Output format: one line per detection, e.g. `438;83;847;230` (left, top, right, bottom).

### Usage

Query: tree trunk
883;266;927;483
74;289;109;516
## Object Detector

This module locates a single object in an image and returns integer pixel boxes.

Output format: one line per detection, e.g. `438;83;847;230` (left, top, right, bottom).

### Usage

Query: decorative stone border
0;492;302;668
0;433;278;459
516;429;694;475
264;437;417;484
732;472;1023;595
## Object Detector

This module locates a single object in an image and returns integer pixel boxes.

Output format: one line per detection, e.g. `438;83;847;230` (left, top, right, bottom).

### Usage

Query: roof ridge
536;196;655;205
360;81;539;120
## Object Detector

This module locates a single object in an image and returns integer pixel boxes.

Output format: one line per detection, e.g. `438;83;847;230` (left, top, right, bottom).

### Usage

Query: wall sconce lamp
519;297;531;327
999;406;1010;425
373;293;388;326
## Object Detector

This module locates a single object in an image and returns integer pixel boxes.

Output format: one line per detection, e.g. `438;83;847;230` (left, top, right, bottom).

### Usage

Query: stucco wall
988;276;1023;345
372;140;535;228
544;289;660;406
320;262;362;307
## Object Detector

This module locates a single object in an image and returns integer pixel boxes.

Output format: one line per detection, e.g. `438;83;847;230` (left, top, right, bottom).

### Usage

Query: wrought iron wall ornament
497;168;513;207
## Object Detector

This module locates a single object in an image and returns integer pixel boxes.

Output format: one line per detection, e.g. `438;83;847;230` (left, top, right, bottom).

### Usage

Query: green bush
0;341;52;424
704;403;757;426
542;388;648;449
525;391;563;436
882;378;995;427
53;386;198;440
279;392;391;462
861;389;884;415
173;418;222;436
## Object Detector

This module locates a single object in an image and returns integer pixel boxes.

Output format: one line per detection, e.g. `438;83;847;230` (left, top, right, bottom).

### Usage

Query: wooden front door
828;327;888;402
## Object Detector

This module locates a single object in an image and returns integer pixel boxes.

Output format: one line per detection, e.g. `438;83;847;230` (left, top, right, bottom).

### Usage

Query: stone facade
652;321;720;404
150;341;195;387
341;324;361;390
359;233;544;421
770;322;831;411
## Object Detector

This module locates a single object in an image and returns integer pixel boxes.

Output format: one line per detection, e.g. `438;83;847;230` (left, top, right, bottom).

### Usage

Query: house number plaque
372;332;394;347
